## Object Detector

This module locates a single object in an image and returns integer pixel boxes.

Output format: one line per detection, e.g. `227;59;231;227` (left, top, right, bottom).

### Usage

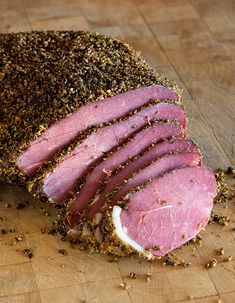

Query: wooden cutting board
0;0;235;302
0;177;235;303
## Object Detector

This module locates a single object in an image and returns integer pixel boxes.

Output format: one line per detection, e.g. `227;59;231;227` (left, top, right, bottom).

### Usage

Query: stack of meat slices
17;85;217;259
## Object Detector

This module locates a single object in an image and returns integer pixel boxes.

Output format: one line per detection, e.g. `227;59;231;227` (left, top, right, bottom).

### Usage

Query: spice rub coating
0;31;180;184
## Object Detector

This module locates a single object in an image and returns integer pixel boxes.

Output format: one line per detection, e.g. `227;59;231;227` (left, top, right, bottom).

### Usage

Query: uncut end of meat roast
0;31;217;259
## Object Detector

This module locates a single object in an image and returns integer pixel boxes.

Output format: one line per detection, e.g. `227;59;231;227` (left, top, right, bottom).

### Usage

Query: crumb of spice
24;248;33;259
16;203;26;210
227;167;235;174
43;210;50;216
5;203;11;208
163;258;174;266
0;229;7;235
48;228;57;235
9;228;16;233
41;228;47;234
146;272;153;282
211;214;230;225
205;258;217;269
108;257;119;263
216;247;225;255
187;294;194;300
120;282;131;290
129;272;137;279
225;256;232;262
58;249;67;255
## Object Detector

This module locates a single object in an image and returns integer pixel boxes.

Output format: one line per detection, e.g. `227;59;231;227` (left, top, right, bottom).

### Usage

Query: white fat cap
112;206;154;260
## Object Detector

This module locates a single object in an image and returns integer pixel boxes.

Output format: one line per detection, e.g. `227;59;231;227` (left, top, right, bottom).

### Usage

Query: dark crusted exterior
0;31;181;184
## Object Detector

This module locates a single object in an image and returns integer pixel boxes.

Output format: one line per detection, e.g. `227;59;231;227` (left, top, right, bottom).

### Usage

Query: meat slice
86;139;200;221
69;126;185;217
109;166;217;258
17;85;180;176
43;103;186;203
109;152;201;207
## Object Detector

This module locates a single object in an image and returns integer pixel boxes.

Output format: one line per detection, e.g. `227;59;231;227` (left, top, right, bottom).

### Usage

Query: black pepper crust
0;31;181;184
30;104;183;202
64;120;185;219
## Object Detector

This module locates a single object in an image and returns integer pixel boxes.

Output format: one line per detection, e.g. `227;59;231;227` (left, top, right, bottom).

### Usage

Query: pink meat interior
87;140;200;220
118;166;217;256
17;85;179;176
43;102;185;203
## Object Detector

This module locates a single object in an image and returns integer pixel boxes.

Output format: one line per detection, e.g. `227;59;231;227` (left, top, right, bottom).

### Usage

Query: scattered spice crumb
184;262;191;267
24;248;33;259
5;203;11;208
216;247;225;255
48;228;57;235
15;236;23;241
0;229;7;235
146;272;153;282
163;258;174;266
58;249;67;255
129;272;137;279
108;257;119;263
16;203;26;210
227;167;235;174
41;228;47;234
43;210;50;216
225;256;232;262
120;282;131;290
211;213;230;225
205;258;217;269
9;228;16;233
187;294;194;300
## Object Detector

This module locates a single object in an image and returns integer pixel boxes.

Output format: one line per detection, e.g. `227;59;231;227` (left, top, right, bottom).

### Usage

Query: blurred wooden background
0;1;235;303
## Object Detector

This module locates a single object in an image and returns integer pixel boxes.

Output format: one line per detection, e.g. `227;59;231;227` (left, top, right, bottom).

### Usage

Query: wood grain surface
0;0;235;302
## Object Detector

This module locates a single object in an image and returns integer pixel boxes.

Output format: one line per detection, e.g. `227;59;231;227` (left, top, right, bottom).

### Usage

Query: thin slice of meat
17;85;180;176
69;125;185;216
110;152;201;207
43;103;186;203
86;139;201;221
110;166;217;258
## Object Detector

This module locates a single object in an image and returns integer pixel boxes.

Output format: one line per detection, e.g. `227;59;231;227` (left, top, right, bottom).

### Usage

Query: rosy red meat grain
111;151;201;206
112;166;217;257
69;123;185;216
86;139;200;221
43;103;185;203
17;85;179;176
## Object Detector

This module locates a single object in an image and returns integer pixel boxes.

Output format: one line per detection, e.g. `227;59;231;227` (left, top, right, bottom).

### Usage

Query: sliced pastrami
69;125;185;216
43;103;186;203
111;166;217;258
110;152;201;206
17;85;180;176
86;139;200;221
